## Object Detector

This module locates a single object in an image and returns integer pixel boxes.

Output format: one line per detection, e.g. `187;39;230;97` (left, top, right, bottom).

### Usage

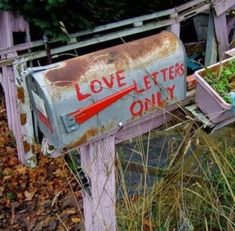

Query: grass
115;121;235;231
64;119;235;231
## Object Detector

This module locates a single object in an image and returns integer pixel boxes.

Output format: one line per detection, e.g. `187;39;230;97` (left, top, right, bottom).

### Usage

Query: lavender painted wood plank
115;112;171;144
176;0;208;12
80;136;116;231
8;66;26;164
10;13;29;32
227;17;235;44
0;12;30;164
80;145;95;231
0;12;14;131
213;12;229;60
13;62;36;166
225;48;235;57
169;13;180;37
1;67;12;130
212;0;235;16
0;0;211;64
205;12;217;66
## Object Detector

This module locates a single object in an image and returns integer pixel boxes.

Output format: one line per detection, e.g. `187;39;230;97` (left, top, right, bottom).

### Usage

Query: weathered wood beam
0;0;211;61
205;12;217;66
213;12;229;60
212;0;235;16
0;8;176;56
0;12;14;130
0;0;211;68
0;12;36;166
176;0;208;12
224;47;235;57
80;136;116;231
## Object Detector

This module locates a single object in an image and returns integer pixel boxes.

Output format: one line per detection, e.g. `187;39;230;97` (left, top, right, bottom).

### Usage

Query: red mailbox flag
70;85;136;124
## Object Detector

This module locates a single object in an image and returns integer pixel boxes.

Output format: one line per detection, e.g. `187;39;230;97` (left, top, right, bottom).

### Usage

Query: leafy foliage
0;0;187;38
204;60;235;103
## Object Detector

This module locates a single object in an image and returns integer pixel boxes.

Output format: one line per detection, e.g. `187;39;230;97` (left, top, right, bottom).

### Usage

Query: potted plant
195;57;235;124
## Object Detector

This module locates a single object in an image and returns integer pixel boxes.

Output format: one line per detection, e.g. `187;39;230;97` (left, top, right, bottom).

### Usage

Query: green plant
204;60;235;103
6;192;16;201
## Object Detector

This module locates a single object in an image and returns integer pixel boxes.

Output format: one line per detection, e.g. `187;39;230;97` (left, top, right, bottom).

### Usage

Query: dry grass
64;119;235;231
115;122;235;231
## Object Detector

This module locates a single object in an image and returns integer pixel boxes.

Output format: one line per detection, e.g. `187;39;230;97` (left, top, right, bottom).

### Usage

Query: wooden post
0;12;14;131
0;12;36;165
213;12;229;60
212;0;235;59
80;136;116;231
13;61;37;166
212;0;235;17
169;13;180;37
205;12;217;66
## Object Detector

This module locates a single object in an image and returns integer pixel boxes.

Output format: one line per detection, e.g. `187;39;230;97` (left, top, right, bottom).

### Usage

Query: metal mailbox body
26;31;186;149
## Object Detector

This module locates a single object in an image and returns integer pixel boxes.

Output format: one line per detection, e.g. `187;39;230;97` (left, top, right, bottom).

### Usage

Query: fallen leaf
71;216;81;223
0;186;4;196
143;218;154;231
3;167;12;175
64;208;77;215
54;169;65;178
17;166;27;175
24;190;36;201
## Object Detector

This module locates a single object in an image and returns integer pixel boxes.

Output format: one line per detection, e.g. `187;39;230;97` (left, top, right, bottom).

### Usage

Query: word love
73;62;184;101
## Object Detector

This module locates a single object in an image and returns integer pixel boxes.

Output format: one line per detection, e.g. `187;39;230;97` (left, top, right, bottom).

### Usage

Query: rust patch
68;128;97;148
23;140;31;153
45;31;179;86
20;113;27;125
45;57;90;86
17;87;25;104
31;143;41;154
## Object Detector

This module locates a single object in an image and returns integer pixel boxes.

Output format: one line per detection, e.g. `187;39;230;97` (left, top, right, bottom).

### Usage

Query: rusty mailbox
26;31;186;149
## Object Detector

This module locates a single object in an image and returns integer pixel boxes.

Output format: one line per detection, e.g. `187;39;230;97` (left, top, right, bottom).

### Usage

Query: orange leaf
24;190;36;201
64;208;77;215
16;166;27;175
143;218;154;231
71;217;81;223
6;147;16;155
3;167;12;175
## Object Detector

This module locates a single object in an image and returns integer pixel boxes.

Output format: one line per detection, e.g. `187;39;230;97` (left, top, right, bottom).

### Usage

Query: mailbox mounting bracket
61;114;79;133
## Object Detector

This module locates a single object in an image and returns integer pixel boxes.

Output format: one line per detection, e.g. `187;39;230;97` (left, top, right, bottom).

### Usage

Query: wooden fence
0;0;235;229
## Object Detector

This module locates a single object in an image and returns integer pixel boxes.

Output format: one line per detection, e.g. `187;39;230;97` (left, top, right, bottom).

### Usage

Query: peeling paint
23;140;31;153
20;113;27;125
17;87;25;104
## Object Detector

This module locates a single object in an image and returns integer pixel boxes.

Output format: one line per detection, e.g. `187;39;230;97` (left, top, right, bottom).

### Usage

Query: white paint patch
31;90;48;118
